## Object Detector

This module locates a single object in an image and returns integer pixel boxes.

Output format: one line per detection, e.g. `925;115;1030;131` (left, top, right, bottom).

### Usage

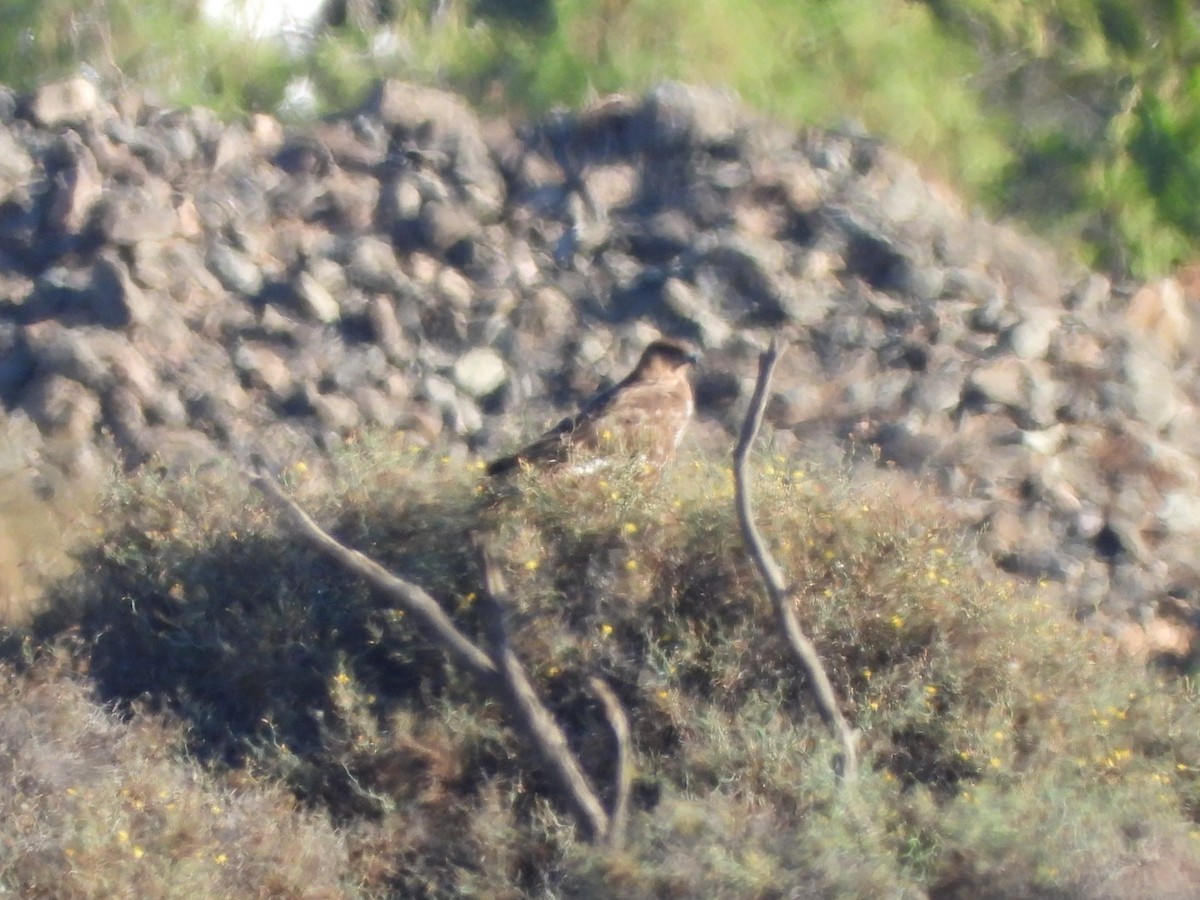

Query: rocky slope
2;76;1199;630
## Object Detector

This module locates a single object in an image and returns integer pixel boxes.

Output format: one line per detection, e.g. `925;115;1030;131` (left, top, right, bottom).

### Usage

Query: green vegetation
3;436;1199;896
3;0;1200;274
922;0;1200;278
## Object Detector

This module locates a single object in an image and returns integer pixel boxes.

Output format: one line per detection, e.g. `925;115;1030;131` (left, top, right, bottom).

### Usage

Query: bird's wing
486;372;691;475
567;377;689;456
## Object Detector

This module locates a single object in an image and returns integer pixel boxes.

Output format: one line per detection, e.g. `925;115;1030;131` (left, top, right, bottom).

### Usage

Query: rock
0;324;34;402
87;253;152;328
965;357;1028;409
453;347;507;399
0;126;34;204
423;374;482;435
367;295;410;365
22;374;100;441
661;277;731;347
346;236;408;293
363;80;505;219
292;271;341;323
637;82;744;152
92;184;180;245
23;321;121;391
27;77;99;127
6;78;1200;624
1120;343;1180;431
436;266;474;310
233;342;295;401
419;200;478;257
1126;277;1192;361
45;136;103;234
1007;308;1059;360
207;244;265;297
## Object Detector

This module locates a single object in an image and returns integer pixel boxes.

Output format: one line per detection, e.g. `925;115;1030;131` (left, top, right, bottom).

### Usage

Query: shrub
9;435;1199;896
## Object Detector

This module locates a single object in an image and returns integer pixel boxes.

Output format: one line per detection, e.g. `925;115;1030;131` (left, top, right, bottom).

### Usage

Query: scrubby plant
6;428;1198;897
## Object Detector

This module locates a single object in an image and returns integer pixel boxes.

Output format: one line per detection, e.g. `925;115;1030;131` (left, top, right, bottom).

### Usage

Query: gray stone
46;137;103;234
967;357;1028;409
419;200;478;255
22;374;100;440
662;278;731;347
346;236;407;293
1121;343;1180;431
93;184;180;245
638;81;744;151
1007;308;1059;360
363;80;504;218
88;253;152;328
0;126;33;203
207;244;265;297
233;343;295;400
28;77;99;127
293;271;341;323
453;347;507;399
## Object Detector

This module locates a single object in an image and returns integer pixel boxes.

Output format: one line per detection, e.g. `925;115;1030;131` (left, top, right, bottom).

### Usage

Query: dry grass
2;432;1199;897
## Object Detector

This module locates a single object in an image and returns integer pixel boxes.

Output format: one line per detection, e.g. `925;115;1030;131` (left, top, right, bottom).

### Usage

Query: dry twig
732;339;859;781
587;675;632;849
475;538;611;841
248;458;625;842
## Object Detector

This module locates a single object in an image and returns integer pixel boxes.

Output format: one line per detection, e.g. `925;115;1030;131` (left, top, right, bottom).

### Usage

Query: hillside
2;77;1200;633
1;79;1200;896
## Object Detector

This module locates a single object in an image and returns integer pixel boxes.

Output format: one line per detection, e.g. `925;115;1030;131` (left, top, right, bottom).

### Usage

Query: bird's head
635;340;700;377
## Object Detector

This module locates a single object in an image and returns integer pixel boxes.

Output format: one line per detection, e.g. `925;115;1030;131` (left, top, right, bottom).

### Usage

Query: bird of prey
486;340;699;477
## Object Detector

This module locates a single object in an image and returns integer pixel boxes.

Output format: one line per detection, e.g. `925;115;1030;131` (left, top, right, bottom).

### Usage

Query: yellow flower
924;685;938;696
214;853;228;865
890;615;904;629
625;559;638;571
133;846;145;859
600;623;614;638
623;522;639;535
524;559;539;571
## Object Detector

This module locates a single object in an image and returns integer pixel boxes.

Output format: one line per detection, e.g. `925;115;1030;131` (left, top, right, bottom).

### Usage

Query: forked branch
248;459;625;843
732;339;859;781
475;538;610;841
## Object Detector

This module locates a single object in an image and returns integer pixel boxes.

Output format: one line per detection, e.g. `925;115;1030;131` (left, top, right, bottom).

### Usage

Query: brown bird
486;340;699;477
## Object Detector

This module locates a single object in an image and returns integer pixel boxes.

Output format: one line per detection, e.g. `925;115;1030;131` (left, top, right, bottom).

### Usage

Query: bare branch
249;460;614;840
476;538;610;841
588;675;632;850
248;461;495;680
732;339;859;782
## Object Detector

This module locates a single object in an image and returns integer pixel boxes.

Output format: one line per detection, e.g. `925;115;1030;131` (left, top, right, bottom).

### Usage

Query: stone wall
3;76;1200;623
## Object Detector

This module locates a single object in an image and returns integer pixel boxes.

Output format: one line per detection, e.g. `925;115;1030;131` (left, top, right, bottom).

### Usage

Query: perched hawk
486;340;699;477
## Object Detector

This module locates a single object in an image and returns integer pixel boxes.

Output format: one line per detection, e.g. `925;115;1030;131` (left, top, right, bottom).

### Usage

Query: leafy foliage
922;0;1200;275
